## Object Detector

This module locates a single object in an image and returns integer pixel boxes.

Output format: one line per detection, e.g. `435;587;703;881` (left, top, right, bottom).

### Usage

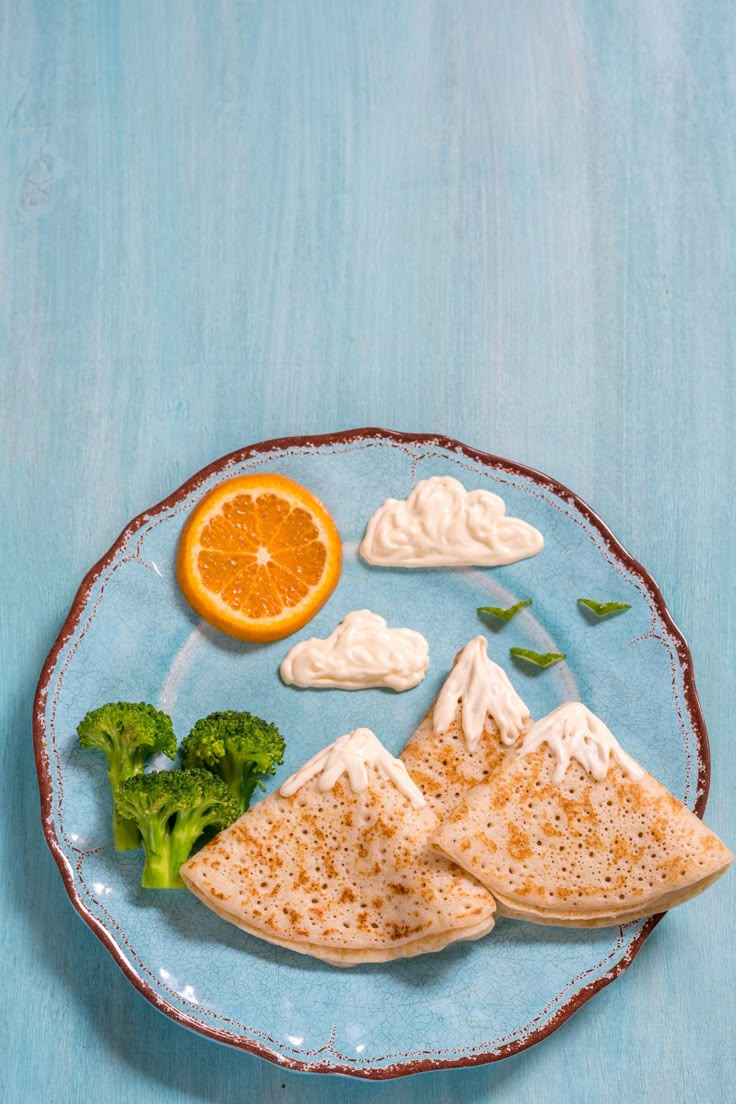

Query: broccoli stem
138;826;186;889
107;762;141;851
218;754;259;814
112;808;141;851
138;811;210;888
239;773;260;812
141;846;185;889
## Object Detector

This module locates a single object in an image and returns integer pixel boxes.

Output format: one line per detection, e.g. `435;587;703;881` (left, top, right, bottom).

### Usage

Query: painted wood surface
2;1;735;1101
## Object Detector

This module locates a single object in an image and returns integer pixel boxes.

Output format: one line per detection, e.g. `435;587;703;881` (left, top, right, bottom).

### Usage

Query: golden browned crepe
400;636;531;818
399;707;511;819
181;730;496;964
432;704;733;926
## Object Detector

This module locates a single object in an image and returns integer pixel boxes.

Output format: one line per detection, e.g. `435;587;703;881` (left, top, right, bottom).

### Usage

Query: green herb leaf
578;598;632;618
509;647;567;668
477;600;532;623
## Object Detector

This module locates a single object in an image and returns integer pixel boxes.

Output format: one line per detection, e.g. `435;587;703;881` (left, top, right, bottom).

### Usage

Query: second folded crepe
432;702;733;926
400;636;531;817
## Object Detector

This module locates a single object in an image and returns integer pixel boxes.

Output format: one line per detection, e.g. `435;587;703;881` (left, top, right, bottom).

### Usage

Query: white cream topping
518;702;645;784
433;636;530;751
359;475;544;567
280;728;426;808
279;610;429;691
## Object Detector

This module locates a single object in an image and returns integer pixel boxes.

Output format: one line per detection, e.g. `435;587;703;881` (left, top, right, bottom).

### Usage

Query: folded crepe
400;636;531;818
432;702;733;927
181;728;496;965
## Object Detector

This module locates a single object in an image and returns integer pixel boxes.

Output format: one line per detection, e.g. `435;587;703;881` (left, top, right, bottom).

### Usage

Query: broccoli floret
116;769;239;888
180;710;285;814
77;702;177;851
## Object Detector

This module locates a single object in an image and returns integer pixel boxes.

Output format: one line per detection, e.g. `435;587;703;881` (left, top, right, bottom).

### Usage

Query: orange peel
177;473;342;642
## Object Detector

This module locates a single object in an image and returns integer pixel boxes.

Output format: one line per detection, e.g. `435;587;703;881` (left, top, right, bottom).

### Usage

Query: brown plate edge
31;426;709;1080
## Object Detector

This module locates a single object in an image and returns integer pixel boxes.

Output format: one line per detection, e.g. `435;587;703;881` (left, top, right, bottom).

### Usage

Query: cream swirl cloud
359;476;543;567
279;610;429;691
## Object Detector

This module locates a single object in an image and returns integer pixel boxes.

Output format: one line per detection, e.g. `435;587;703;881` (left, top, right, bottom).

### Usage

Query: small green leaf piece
578;598;632;618
477;600;532;623
509;647;567;668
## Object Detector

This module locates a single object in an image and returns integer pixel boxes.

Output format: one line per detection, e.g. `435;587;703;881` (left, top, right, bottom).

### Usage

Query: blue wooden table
2;2;735;1100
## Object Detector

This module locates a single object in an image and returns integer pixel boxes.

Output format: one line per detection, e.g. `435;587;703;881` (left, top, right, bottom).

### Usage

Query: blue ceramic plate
34;429;709;1079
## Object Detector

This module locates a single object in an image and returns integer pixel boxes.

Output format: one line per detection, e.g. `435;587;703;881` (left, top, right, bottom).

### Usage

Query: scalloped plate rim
32;426;710;1079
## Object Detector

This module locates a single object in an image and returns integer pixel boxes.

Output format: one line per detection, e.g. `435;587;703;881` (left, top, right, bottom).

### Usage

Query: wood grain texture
2;1;735;1100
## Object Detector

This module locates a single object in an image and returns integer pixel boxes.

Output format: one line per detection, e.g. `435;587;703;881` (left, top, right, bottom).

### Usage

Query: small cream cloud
279;610;429;691
360;476;543;567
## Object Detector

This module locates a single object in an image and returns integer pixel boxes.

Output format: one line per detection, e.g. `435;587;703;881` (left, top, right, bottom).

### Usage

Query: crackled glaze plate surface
34;429;709;1078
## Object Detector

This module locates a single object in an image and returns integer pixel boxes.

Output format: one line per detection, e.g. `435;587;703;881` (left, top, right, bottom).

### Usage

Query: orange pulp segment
177;473;342;642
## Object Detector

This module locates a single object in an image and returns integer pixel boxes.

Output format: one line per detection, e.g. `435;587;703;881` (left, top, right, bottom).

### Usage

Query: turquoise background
2;1;735;1101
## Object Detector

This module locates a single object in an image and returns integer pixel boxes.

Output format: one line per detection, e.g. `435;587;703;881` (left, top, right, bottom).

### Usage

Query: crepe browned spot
400;636;531;818
181;731;496;965
432;705;732;927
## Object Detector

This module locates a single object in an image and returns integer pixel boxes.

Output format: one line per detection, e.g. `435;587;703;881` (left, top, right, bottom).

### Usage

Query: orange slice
177;473;342;642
